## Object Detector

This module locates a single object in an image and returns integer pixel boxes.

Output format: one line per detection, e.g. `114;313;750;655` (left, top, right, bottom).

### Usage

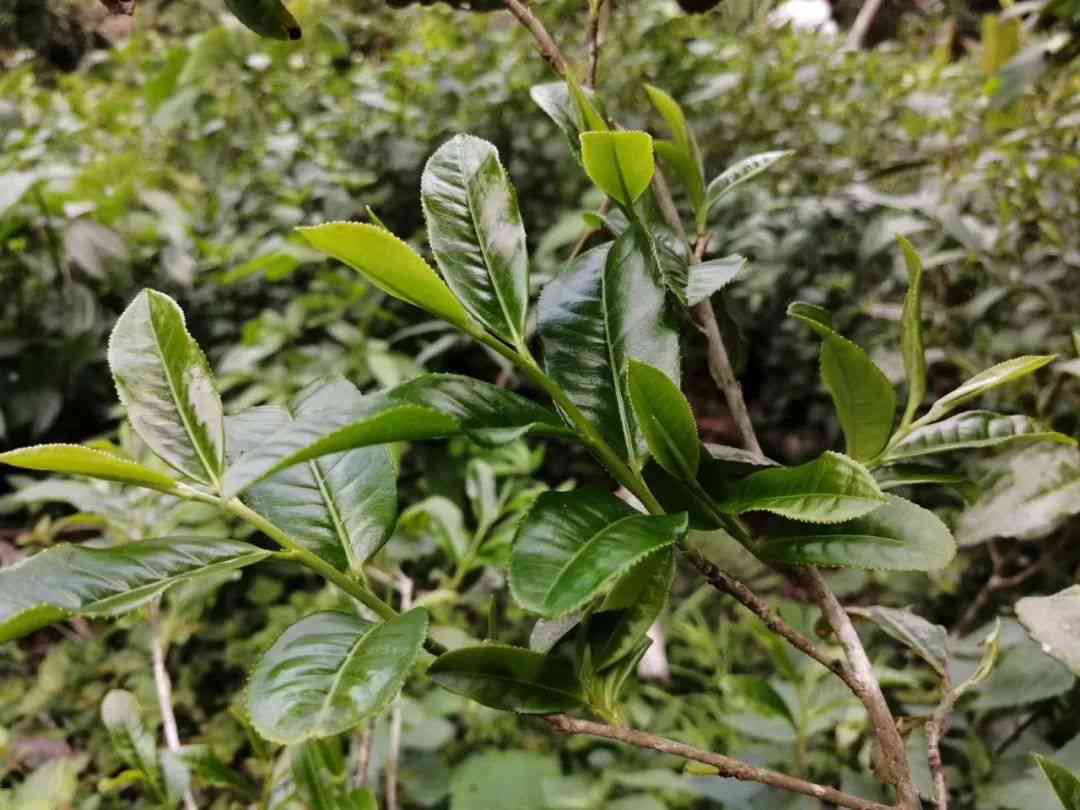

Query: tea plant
3;3;1080;810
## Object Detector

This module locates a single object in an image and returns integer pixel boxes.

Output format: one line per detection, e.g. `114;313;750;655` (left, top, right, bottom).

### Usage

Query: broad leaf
956;445;1080;546
590;548;674;671
0;444;176;493
108;289;225;486
884;410;1075;462
974;638;1074;710
537;230;679;466
510;488;686;618
685;255;746;306
226;378;397;570
221;397;458;499
916;355;1057;426
1017;587;1080;676
705;150;792;214
712;451;885;523
627;358;699;479
297;222;473;330
790;302;896;460
530;82;605;162
223;375;567;498
1034;755;1080;810
848;606;948;677
428;644;586;713
247;608;428;744
897;236;927;429
0;537;270;643
102;691;163;798
580;131;655;207
421;134;529;345
388;373;572;444
757;493;956;571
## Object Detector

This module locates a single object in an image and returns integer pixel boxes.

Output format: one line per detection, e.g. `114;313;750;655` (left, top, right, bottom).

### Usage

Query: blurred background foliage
0;0;1078;808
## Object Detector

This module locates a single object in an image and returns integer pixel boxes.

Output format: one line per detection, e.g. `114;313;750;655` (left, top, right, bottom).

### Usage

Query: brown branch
543;714;892;810
955;540;1055;636
798;569;922;809
503;0;570;78
585;0;608;87
681;547;861;694
925;684;956;810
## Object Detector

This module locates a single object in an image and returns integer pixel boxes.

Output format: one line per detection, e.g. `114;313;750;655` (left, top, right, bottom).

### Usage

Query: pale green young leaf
757;493;956;571
297;222;473;330
705;150;793;215
580;131;655;207
644;84;705;214
226;377;398;571
108;289;226;487
0;537;270;643
429;644;585;714
627;358;699;479
1017;586;1080;676
0;444;177;493
1034;755;1080;810
917;355;1057;426
510;488;686;618
884;410;1075;462
538;231;679;466
422;134;529;345
713;451;885;523
789;302;896;460
247;608;428;744
897;236;927;429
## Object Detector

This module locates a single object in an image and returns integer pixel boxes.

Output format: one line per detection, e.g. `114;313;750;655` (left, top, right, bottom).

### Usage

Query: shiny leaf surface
627;358;699;479
897;236;927;428
916;355;1057;426
884;411;1075;462
580;131;655;207
247;609;428;744
422;134;528;344
108;289;225;486
0;444;176;492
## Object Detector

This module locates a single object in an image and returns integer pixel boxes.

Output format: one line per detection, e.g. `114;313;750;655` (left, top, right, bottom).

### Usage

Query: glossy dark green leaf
789;302;896;460
705;150;792;215
0;444;177;493
297;222;473;330
884;410;1075;462
713;451;885;523
897;236;927;429
510;488;686;618
247;608;428;744
108;289;226;486
428;644;586;713
537;229;680;466
226;378;397;570
627;358;699;479
1017;586;1080;676
387;373;572;444
421;134;528;345
102;691;163;799
0;537;270;643
590;548;674;671
530;82;605;162
1034;755;1080;810
875;464;969;490
221;396;458;499
685;254;746;306
915;355;1057;426
580;131;655;207
847;606;948;677
758;494;956;571
223;0;302;40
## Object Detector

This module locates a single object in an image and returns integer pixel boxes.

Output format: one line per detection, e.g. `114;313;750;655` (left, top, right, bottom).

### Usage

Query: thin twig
353;724;373;789
955;539;1056;636
149;600;198;810
385;574;413;810
925;678;955;810
585;0;606;87
542;714;892;810
798;569;921;809
503;0;570;77
681;547;860;694
844;0;885;50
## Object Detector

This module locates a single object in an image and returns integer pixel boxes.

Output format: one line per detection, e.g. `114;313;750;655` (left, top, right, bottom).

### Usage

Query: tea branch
542;714;893;810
